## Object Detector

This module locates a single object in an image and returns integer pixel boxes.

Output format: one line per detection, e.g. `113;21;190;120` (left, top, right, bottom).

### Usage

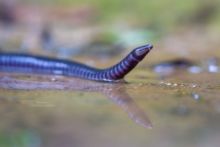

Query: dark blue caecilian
0;44;153;82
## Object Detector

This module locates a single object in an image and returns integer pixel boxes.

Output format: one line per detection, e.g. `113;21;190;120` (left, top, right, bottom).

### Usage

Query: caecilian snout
135;44;153;56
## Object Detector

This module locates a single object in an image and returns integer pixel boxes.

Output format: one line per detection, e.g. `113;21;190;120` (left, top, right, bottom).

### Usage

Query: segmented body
0;44;153;82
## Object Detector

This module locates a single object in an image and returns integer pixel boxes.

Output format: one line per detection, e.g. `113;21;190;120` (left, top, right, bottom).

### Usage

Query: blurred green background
1;0;220;57
20;0;220;32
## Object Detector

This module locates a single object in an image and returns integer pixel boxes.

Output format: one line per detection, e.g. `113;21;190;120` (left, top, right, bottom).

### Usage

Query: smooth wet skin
0;44;153;82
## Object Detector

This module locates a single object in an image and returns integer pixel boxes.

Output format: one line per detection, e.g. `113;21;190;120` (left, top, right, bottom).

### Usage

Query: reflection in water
0;73;152;129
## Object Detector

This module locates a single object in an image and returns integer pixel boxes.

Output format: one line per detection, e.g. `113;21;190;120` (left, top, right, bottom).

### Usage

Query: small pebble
191;84;197;88
166;82;172;86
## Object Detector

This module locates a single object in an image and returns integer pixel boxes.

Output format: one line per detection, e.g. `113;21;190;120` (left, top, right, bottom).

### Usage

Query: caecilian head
132;44;153;61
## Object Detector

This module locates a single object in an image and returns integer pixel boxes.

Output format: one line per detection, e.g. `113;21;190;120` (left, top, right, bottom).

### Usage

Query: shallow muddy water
0;63;220;147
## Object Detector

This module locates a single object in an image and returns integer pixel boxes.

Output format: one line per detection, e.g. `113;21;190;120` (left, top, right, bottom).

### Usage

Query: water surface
0;68;219;147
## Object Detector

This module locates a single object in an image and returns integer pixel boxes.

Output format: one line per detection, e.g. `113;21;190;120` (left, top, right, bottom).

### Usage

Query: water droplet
192;93;200;100
208;65;219;73
188;66;202;74
50;77;57;82
207;58;219;73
